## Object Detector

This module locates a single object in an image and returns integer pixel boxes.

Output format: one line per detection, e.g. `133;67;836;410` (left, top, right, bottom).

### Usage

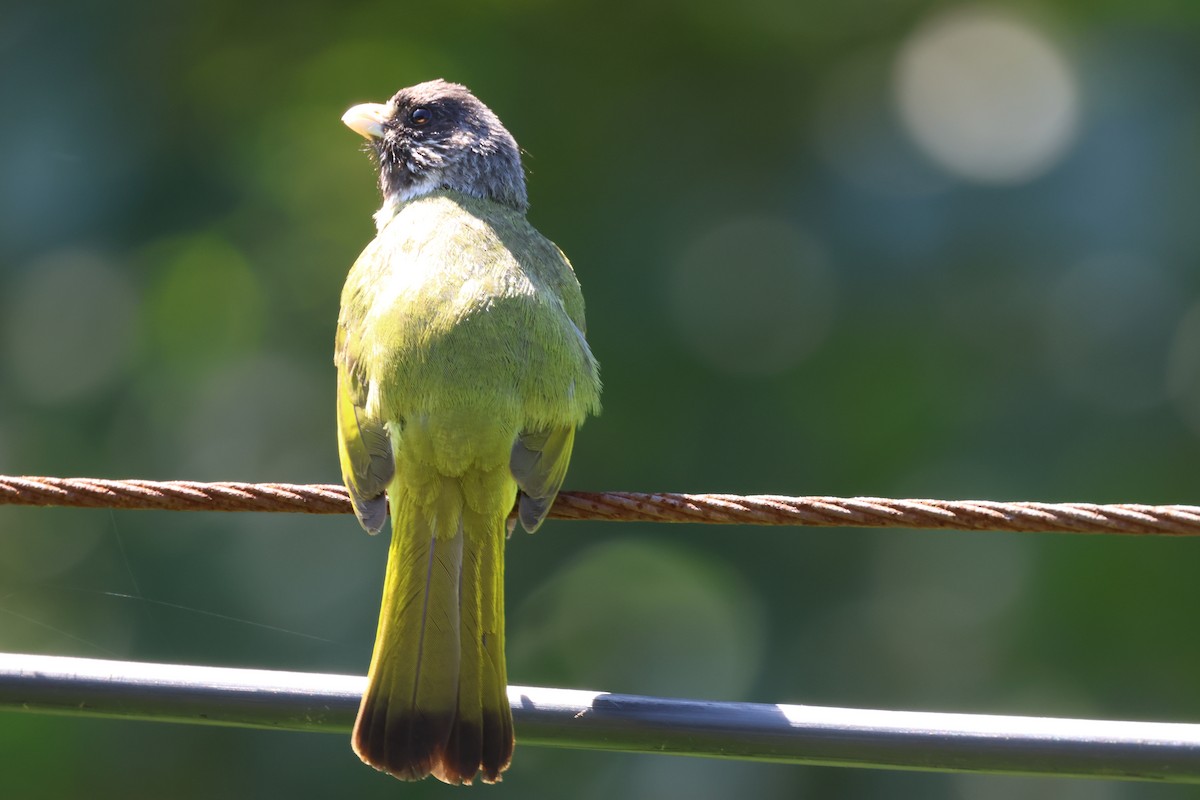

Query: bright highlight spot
896;7;1080;184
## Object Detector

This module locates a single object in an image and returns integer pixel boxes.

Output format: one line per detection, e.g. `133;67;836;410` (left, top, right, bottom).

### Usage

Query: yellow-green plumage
336;188;600;783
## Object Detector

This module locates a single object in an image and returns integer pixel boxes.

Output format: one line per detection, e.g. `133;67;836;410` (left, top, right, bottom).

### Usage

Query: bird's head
342;79;527;227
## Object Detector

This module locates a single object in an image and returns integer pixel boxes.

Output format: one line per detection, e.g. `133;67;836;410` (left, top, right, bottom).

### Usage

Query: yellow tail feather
352;476;513;785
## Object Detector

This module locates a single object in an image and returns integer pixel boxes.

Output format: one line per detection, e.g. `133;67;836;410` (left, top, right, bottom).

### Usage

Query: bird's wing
336;327;394;534
509;426;576;534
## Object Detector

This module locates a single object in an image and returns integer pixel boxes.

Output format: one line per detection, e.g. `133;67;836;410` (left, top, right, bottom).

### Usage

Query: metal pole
1;652;1198;783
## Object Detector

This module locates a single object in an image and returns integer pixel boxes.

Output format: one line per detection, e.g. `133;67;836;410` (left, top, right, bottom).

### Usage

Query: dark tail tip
480;704;515;783
352;700;443;781
352;699;514;785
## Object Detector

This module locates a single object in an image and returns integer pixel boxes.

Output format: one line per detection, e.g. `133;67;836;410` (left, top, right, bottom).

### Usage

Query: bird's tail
352;474;513;784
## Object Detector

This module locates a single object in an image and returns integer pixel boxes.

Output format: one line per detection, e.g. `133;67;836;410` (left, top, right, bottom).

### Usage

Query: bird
335;79;601;784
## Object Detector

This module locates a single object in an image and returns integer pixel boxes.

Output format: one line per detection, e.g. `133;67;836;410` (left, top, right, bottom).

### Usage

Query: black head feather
364;79;527;213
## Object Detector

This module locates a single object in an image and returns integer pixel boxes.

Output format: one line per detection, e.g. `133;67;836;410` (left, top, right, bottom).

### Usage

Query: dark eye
410;108;432;126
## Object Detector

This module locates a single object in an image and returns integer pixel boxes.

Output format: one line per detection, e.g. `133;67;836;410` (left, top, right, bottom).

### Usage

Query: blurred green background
3;1;1200;797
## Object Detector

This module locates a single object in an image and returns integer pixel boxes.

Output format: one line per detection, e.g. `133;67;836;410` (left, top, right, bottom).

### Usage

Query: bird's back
337;190;600;440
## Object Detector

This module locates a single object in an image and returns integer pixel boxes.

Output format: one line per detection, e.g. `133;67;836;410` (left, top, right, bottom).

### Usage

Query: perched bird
335;80;601;784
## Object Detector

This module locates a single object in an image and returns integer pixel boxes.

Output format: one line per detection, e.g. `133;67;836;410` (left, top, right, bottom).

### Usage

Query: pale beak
342;102;391;139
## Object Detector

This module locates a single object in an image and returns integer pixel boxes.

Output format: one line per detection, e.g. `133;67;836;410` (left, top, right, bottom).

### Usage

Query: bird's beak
342;103;391;139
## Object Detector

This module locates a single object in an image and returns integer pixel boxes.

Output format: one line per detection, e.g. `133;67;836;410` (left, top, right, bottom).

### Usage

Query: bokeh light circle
896;7;1080;184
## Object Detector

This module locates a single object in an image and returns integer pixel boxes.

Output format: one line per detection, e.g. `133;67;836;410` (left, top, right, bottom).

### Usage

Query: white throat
374;176;442;231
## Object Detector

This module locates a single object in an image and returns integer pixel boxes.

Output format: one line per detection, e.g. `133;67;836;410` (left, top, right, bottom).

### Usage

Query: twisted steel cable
2;475;1199;535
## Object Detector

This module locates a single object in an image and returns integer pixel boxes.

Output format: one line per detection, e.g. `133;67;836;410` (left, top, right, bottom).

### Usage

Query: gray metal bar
1;652;1198;783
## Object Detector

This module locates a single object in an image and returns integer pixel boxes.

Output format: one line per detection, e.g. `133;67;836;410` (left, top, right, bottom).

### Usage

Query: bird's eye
410;108;432;126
